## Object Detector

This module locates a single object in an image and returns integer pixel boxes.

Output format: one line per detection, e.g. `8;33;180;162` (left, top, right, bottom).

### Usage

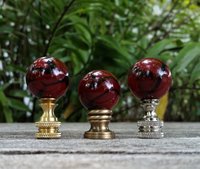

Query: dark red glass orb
78;70;120;110
128;58;172;99
26;56;69;99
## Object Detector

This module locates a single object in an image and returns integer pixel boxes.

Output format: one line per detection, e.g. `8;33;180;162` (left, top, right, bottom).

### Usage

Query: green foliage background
0;0;200;122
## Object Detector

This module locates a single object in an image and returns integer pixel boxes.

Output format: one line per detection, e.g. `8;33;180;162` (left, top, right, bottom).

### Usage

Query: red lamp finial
26;56;69;99
78;70;120;139
78;70;120;110
128;58;172;139
128;58;172;99
26;56;69;139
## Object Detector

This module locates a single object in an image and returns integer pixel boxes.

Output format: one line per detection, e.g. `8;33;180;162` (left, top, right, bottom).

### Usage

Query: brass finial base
35;98;61;139
84;109;115;139
137;99;164;139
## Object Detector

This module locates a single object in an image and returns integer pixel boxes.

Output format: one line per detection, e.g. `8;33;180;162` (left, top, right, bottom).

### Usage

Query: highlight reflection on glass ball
128;58;172;99
26;56;69;99
78;70;120;110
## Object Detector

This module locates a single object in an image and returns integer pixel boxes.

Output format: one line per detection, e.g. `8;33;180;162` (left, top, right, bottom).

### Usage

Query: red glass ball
78;70;120;110
128;58;172;99
26;56;69;99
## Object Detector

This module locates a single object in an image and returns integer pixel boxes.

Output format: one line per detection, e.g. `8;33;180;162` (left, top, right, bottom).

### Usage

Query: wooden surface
0;123;199;169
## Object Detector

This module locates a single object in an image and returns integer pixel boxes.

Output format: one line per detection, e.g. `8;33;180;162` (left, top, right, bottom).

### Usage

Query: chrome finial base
35;98;61;139
84;109;115;139
137;99;164;139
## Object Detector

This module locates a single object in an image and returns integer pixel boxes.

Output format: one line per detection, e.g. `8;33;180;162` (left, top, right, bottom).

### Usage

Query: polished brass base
84;131;115;139
35;98;61;139
35;121;61;139
137;99;164;139
84;109;115;139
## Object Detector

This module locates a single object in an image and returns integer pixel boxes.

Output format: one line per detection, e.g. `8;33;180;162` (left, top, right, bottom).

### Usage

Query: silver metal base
137;120;164;139
137;99;164;139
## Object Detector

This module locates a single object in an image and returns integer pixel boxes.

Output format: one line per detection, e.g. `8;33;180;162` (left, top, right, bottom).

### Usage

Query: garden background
0;0;200;122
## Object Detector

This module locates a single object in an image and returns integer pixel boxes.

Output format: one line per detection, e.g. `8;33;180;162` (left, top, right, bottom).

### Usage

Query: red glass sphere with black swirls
128;58;172;99
26;56;69;99
78;70;120;110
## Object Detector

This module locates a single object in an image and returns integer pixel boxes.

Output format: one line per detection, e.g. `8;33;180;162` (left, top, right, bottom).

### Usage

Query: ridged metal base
35;121;61;139
137;99;164;139
84;131;115;139
35;132;61;139
84;109;115;139
137;120;164;139
137;132;164;139
35;98;61;139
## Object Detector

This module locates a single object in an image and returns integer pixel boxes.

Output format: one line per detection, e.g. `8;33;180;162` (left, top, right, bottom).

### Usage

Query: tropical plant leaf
8;98;30;112
147;39;182;58
172;42;200;72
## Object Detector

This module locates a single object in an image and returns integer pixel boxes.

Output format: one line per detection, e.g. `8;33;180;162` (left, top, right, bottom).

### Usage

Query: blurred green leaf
69;34;90;50
0;89;13;122
7;65;26;74
8;90;29;98
147;39;182;58
172;43;200;72
0;89;9;106
0;26;13;34
97;36;132;63
8;98;30;112
3;106;13;122
190;60;200;82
